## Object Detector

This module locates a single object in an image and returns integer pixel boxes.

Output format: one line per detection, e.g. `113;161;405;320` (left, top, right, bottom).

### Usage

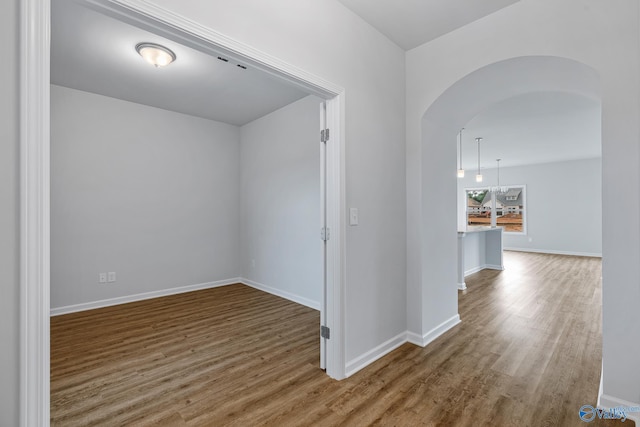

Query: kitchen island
457;226;504;290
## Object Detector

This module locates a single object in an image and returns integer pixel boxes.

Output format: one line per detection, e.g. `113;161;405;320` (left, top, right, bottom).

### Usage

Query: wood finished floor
51;252;631;426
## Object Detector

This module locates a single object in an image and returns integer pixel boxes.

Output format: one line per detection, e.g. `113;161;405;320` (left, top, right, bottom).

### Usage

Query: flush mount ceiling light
135;42;176;68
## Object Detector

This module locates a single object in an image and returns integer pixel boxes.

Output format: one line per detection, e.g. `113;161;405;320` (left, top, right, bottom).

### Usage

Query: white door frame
20;0;346;424
320;102;328;371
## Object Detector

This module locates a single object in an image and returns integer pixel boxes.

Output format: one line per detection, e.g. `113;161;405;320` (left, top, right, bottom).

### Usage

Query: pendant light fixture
491;158;507;195
457;128;465;178
475;137;483;183
135;42;176;68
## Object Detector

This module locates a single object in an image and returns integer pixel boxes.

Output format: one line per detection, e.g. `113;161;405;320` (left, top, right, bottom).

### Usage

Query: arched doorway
408;55;601;343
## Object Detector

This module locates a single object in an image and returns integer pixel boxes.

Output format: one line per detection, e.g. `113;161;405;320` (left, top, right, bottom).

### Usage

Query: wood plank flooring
51;252;632;426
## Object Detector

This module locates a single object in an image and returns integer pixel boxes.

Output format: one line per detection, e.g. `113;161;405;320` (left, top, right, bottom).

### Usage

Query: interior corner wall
407;0;640;408
148;0;407;365
0;0;20;424
458;158;603;257
419;121;459;337
50;85;241;310
239;95;323;309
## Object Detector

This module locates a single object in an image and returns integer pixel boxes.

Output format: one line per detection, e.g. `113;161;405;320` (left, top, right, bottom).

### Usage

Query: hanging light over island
457;128;465;178
475;137;483;182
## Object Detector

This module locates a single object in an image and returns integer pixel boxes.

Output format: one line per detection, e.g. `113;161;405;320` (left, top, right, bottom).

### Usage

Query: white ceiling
337;0;520;50
461;92;601;170
338;1;601;166
51;0;310;126
52;1;600;167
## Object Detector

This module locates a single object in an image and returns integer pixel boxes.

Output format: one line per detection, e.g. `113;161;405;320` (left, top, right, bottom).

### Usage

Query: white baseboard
464;264;504;277
464;265;484;276
458;281;467;290
51;277;322;316
599;367;604;403
50;278;241;316
504;247;602;258
240;278;321;311
345;331;407;377
407;314;461;347
406;331;424;345
598;391;640;423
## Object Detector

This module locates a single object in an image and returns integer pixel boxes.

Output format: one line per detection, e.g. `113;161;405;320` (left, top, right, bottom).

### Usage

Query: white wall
240;95;322;309
51;86;324;312
51;85;241;310
407;0;639;409
148;0;408;365
458;158;602;257
0;0;19;424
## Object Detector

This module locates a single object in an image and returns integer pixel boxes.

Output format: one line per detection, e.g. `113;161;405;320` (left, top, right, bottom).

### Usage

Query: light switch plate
349;208;359;226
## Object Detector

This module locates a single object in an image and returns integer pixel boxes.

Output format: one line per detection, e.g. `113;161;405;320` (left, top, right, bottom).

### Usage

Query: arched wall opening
412;55;601;342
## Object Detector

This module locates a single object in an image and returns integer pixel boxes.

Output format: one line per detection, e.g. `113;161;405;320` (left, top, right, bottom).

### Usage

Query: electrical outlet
99;273;107;283
107;272;116;283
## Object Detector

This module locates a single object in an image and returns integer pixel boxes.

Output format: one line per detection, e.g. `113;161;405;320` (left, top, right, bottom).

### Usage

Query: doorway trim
20;0;346;424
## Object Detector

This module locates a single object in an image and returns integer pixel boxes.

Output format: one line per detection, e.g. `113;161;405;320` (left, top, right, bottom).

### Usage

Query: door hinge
321;325;330;339
320;227;330;241
320;128;330;143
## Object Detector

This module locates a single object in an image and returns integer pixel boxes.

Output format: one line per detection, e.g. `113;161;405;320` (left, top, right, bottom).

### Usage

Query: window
466;185;526;233
466;189;491;227
495;186;525;233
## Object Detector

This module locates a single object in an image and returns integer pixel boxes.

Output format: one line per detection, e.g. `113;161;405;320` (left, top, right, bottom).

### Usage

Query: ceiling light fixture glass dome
135;42;176;68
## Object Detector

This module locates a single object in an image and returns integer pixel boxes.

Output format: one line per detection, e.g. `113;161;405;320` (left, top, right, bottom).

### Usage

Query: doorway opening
412;55;602;349
456;90;602;287
21;0;346;423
